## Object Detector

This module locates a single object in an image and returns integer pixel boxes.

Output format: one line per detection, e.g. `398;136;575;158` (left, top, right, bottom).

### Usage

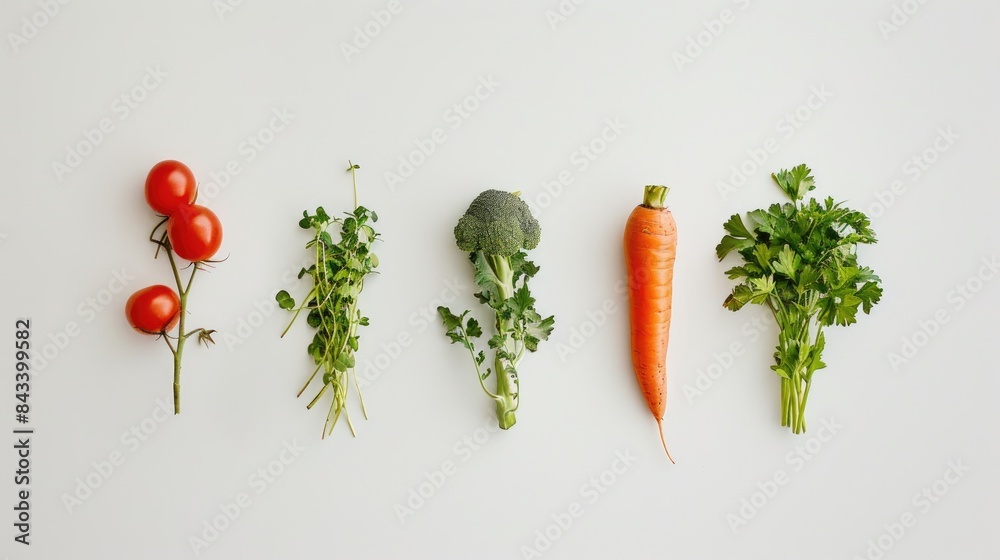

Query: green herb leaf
466;317;483;338
772;164;815;201
275;290;295;310
772;245;801;281
438;306;463;330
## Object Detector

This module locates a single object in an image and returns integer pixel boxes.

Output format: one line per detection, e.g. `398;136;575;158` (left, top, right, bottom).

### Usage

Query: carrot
624;185;676;463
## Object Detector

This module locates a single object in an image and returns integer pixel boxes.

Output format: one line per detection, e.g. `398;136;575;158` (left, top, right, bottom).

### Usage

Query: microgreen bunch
276;162;379;438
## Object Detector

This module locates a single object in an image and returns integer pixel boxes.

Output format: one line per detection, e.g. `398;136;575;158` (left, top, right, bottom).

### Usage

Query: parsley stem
780;378;789;427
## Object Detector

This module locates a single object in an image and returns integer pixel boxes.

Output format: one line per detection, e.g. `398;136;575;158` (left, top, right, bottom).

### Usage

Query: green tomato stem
163;246;196;415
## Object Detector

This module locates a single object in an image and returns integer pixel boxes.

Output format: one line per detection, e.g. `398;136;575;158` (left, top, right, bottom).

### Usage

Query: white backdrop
2;1;998;559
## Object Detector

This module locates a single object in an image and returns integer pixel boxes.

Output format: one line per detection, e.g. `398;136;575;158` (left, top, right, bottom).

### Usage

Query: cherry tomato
167;204;223;262
126;285;180;334
145;160;197;215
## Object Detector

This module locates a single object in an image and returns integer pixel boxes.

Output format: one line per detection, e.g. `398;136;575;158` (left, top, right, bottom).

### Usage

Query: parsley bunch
717;165;882;433
276;163;379;438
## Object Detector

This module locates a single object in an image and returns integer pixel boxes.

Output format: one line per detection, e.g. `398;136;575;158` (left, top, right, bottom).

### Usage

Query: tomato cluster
145;160;224;262
125;160;224;335
125;160;224;413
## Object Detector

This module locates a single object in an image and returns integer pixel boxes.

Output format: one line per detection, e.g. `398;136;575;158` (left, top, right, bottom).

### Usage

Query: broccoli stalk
439;190;555;429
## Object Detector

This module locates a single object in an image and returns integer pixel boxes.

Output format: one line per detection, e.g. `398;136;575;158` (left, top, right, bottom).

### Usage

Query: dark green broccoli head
454;189;540;256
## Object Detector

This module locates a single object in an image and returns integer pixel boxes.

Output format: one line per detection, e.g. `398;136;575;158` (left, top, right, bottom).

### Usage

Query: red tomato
126;285;181;334
167;204;223;262
145;160;197;215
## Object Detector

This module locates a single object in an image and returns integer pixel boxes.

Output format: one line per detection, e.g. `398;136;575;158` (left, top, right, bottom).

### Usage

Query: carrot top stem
642;185;670;208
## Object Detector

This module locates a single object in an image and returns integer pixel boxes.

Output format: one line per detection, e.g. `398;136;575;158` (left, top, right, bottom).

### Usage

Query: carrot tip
656;417;675;464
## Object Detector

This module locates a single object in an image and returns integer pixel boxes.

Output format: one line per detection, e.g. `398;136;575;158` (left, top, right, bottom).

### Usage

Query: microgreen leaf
275;290;295;310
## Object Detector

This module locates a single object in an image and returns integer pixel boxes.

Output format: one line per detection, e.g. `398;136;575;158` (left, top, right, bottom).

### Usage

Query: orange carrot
624;185;676;463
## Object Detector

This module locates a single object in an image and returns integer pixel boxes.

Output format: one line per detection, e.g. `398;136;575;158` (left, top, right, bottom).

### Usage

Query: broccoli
439;189;555;429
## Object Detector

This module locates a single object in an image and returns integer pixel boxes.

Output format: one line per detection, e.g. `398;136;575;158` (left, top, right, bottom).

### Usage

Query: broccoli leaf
471;251;502;302
525;315;555;351
507;285;535;318
466;317;483;338
438;306;465;330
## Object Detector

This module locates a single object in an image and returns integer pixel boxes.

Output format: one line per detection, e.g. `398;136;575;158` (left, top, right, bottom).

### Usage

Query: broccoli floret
454;189;540;256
